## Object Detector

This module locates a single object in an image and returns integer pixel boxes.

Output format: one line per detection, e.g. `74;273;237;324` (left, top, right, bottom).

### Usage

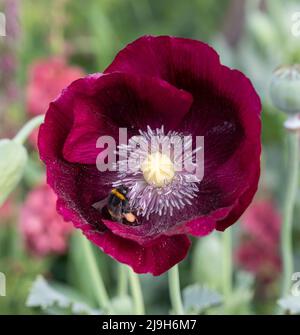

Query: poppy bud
192;235;223;291
0;139;28;206
270;65;300;115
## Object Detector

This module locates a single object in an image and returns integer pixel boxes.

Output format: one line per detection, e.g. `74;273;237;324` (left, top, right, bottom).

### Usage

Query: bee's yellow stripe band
111;189;126;201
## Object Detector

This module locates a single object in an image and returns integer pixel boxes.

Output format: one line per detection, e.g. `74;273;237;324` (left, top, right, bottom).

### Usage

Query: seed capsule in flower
141;151;175;187
270;65;300;115
0;139;28;206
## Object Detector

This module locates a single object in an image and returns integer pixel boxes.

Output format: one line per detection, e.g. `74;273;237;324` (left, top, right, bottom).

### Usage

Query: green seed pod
192;234;223;291
270;65;300;114
0;139;28;206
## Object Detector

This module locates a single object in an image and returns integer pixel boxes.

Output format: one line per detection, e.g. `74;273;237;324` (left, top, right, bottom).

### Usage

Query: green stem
222;229;232;301
281;132;299;296
50;0;67;54
117;264;128;296
128;269;145;315
13;115;44;145
80;236;112;313
168;265;184;315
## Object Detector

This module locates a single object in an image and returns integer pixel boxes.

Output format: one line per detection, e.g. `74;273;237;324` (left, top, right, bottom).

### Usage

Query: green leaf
0;139;28;206
182;284;222;314
224;271;254;315
26;276;101;315
207;271;254;315
223;287;253;315
111;295;134;315
278;296;300;314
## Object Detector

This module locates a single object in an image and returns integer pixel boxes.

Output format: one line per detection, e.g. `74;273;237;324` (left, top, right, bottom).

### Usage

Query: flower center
113;126;202;219
141;152;175;187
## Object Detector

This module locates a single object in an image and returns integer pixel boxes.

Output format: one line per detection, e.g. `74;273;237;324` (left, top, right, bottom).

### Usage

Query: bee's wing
92;197;109;211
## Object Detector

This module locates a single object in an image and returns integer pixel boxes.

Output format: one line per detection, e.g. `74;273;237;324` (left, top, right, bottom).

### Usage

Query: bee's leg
123;212;137;224
108;209;123;222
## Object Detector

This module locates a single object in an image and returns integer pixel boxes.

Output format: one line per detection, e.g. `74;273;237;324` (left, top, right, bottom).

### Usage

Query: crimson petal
61;72;192;164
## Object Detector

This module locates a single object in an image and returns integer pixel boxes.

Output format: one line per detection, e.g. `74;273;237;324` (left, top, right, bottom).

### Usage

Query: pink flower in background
27;57;84;116
26;57;84;145
235;200;282;281
20;184;73;257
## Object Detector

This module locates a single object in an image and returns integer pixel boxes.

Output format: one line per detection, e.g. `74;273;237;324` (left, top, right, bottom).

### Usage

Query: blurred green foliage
1;0;300;315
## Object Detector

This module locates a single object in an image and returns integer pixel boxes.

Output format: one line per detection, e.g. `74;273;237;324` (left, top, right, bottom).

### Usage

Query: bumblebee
93;186;137;225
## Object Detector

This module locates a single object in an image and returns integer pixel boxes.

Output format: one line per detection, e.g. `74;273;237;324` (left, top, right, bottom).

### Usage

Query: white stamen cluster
113;126;201;219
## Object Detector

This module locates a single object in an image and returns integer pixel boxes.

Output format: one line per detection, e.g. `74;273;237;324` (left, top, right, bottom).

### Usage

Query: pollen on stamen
113;126;202;219
141;151;175;187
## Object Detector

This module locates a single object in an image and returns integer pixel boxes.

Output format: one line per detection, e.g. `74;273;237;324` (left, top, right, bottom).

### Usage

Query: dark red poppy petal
59;72;192;164
38;73;102;163
106;35;220;83
87;231;191;276
62;97;106;164
215;165;260;231
56;196;190;275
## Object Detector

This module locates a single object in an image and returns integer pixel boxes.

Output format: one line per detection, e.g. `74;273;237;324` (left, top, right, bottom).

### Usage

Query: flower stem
128;269;145;315
13;115;44;145
168;265;184;315
281;132;299;296
80;236;112;313
117;264;128;296
50;0;67;54
222;229;232;301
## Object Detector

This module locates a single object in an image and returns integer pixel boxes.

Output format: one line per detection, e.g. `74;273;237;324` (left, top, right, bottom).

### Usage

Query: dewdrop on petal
0;139;28;206
270;65;300;115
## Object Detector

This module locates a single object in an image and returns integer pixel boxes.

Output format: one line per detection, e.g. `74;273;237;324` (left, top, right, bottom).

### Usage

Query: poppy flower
20;183;73;257
38;36;261;275
235;199;281;282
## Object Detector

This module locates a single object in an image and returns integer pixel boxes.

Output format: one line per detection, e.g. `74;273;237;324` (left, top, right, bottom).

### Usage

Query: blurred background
0;0;300;315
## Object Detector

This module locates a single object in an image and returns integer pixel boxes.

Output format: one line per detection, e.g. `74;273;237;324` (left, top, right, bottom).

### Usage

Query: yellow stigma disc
141;151;175;187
